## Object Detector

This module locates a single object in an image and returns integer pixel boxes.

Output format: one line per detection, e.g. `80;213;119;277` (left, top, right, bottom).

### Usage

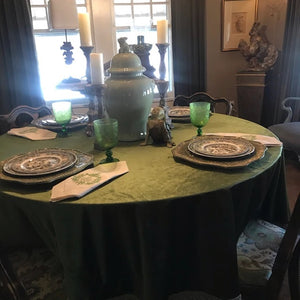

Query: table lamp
48;0;80;84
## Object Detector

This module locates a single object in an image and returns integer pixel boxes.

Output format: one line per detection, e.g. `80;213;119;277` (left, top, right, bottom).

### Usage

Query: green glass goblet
189;102;211;136
52;101;72;137
93;118;119;164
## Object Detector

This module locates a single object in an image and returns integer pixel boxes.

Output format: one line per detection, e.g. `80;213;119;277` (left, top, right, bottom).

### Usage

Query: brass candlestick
84;83;106;136
80;46;94;83
156;43;169;80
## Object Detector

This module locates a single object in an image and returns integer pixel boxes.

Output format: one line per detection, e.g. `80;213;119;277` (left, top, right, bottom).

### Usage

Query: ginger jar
104;40;154;141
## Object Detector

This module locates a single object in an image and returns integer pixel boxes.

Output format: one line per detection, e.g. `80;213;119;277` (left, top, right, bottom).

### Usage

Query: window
31;0;88;102
31;0;172;102
113;0;172;85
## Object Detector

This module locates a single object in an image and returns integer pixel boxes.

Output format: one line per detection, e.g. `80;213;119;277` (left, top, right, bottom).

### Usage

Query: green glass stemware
189;102;211;136
52;101;72;137
93;118;119;164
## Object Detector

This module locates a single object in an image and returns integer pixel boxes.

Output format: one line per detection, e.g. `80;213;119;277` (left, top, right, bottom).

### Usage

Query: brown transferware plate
169;106;190;118
188;136;255;159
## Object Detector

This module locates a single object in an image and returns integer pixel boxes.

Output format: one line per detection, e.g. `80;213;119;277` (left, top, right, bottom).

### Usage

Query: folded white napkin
50;161;129;202
7;127;57;140
204;133;282;146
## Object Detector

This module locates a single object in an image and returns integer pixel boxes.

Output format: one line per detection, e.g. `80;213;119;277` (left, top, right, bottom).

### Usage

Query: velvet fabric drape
0;0;44;115
273;0;300;123
171;0;206;96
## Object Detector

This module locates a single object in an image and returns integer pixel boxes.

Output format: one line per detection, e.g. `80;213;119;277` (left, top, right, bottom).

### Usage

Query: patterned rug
0;247;66;300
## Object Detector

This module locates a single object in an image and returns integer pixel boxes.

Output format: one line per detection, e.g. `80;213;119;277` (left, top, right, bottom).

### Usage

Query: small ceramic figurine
118;37;130;53
141;106;175;148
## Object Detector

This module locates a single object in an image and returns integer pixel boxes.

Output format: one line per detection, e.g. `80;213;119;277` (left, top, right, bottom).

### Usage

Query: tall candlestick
80;46;94;83
90;53;105;84
78;13;92;46
156;43;169;80
157;20;168;44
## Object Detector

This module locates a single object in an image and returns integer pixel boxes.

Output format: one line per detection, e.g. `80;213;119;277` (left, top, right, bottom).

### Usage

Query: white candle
157;20;168;44
90;53;104;84
78;13;92;46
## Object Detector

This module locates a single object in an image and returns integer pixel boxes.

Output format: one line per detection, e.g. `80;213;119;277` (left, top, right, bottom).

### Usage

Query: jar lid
108;37;146;75
109;52;145;75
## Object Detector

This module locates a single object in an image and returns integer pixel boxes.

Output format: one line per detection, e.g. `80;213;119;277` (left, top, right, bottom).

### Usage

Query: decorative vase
104;38;154;141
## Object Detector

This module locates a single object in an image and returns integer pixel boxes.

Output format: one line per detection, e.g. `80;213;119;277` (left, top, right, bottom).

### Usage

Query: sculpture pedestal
236;71;267;124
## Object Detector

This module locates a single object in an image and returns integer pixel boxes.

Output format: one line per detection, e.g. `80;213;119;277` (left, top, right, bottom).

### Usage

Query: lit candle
90;53;104;84
157;20;168;44
78;13;92;46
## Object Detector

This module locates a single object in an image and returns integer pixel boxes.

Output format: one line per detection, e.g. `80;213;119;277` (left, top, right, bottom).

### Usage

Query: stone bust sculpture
238;22;278;71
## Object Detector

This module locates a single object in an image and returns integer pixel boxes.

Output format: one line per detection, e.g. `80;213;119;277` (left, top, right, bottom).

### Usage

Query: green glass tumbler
94;118;119;164
52;101;72;137
189;102;211;136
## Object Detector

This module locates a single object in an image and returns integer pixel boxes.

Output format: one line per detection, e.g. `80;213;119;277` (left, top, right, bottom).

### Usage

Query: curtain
273;0;300;123
0;0;44;115
171;0;206;96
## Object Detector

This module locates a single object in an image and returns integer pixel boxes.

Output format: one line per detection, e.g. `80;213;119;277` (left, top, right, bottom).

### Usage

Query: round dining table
0;113;289;300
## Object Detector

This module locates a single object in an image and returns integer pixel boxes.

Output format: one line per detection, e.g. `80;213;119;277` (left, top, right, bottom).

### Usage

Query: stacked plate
0;148;93;185
32;114;88;131
172;135;267;169
188;136;255;160
168;106;190;122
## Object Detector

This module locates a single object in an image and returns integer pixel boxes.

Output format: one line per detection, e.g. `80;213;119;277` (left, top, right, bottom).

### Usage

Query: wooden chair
0;247;65;300
268;97;300;162
236;193;300;300
173;92;233;115
0;105;52;134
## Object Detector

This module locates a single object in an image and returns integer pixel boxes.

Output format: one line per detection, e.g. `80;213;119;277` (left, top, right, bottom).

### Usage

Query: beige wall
206;0;287;115
257;0;287;51
206;0;246;114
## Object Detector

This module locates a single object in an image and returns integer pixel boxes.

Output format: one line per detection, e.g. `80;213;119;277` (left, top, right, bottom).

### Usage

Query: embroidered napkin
7;127;57;140
50;161;129;202
204;133;282;146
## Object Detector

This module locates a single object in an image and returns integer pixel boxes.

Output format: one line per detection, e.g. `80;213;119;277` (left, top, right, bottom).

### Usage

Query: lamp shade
48;0;79;29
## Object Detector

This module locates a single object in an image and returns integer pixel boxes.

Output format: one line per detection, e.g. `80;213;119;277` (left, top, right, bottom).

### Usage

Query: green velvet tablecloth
0;114;289;300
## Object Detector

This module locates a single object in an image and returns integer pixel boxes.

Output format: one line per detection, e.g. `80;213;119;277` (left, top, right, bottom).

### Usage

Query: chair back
0;105;52;131
173;92;233;115
280;97;300;123
266;193;300;298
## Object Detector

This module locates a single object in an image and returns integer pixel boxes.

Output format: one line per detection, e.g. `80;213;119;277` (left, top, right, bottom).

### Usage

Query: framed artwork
221;0;258;51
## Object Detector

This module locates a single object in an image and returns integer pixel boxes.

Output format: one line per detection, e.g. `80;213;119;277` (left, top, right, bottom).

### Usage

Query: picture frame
221;0;258;51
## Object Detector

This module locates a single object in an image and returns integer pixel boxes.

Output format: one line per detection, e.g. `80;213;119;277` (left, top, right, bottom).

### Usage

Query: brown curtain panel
171;0;206;96
0;0;44;115
273;0;300;123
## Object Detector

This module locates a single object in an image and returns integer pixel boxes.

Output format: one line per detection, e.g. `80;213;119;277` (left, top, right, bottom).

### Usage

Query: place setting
0;116;129;203
0;148;94;185
172;102;267;169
